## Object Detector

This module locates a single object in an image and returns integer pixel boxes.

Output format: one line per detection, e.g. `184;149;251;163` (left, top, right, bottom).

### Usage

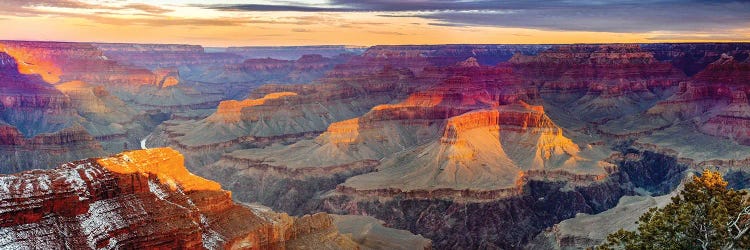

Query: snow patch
200;215;224;250
148;180;169;200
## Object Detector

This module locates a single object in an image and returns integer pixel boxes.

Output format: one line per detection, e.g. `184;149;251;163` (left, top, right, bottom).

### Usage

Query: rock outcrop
641;43;750;76
0;125;104;174
7;41;750;249
509;45;686;123
54;80;152;153
0;52;105;172
0;148;359;249
213;54;346;84
226;45;367;60
93;43;243;70
0;40;227;114
332;215;432;250
0;51;76;136
527;176;687;249
195;60;620;248
148;66;415;169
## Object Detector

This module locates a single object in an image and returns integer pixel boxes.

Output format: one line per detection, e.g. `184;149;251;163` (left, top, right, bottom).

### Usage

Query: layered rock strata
0;148;359;249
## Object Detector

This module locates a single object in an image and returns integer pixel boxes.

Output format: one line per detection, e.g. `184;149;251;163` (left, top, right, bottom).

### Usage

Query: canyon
3;41;750;249
0;147;432;249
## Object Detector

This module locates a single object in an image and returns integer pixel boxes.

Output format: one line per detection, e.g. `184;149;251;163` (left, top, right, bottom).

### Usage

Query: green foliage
597;170;750;250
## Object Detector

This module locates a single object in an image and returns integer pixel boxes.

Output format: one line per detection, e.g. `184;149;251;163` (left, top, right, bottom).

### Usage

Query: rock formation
193;59;622;248
93;43;243;70
641;43;750;76
0;148;359;249
509;44;686;122
5;42;750;249
148;66;416;169
0;52;105;172
332;215;432;250
226;45;367;60
212;54;347;84
527;176;687;249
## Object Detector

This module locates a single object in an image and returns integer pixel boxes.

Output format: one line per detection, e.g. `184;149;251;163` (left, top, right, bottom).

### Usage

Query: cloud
422;1;750;33
200;0;750;34
647;33;750;41
200;4;356;12
0;0;176;17
205;0;528;12
369;31;407;35
123;3;172;14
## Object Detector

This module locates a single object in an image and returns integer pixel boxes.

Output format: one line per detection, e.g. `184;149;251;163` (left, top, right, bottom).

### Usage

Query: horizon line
2;39;750;48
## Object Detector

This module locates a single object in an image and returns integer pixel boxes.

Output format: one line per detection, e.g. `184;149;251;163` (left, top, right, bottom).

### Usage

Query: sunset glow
1;0;748;46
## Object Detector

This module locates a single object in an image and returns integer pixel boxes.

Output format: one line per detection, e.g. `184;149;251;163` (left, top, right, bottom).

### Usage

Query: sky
0;0;749;46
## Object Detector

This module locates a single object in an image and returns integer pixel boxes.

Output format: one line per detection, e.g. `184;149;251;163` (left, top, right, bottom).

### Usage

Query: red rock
694;53;750;85
0;148;357;249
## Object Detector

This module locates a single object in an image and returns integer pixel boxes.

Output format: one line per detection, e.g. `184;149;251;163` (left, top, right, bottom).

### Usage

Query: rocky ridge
0;148;361;249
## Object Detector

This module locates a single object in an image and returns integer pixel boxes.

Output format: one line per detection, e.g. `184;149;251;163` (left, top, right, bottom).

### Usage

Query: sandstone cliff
0;148;359;249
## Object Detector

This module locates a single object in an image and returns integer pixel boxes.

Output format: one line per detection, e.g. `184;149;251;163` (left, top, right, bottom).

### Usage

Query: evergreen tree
598;170;750;250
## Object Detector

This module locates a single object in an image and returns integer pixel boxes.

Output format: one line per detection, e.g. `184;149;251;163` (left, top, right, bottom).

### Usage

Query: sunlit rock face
0;41;154;87
148;65;416;170
6;41;750;249
0;148;359;249
0;40;226;114
195;60;622;249
0;52;76;136
0;42;162;165
0;52;105;173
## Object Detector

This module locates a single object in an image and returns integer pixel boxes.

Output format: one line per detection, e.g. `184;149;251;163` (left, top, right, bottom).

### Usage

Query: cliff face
337;103;603;199
0;52;106;172
7;42;750;249
509;45;686;122
693;53;750;85
93;43;243;70
192;60;619;250
0;125;105;174
641;43;750;76
226;45;367;60
0;52;77;137
213;54;345;84
692;55;750;144
324;176;631;249
54;80;153;153
327;44;549;78
0;148;359;249
1;40;228;114
149;66;415;170
629;55;750;146
0;41;156;87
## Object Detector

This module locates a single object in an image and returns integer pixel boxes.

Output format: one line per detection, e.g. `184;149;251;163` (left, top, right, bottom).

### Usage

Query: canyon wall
0;148;360;249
